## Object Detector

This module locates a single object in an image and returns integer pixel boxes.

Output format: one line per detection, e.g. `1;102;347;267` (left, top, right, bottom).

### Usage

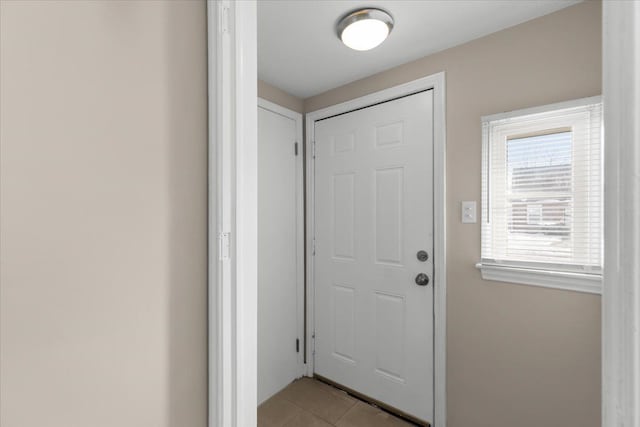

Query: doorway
207;4;447;421
311;90;434;423
305;75;447;427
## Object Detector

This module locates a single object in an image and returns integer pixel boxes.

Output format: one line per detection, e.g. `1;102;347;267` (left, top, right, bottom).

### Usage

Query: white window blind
480;97;603;287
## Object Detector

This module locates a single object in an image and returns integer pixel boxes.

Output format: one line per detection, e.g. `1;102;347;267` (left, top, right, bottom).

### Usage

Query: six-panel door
314;90;434;422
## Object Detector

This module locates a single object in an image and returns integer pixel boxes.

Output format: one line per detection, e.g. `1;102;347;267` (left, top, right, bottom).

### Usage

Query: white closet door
258;105;301;404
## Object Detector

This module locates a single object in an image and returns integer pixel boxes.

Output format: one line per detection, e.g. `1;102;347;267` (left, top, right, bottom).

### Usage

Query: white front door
314;90;434;422
258;104;302;404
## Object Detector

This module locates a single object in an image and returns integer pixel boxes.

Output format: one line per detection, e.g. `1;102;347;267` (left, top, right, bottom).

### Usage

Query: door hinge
294;142;299;156
311;332;316;355
218;232;230;261
312;238;316;256
219;2;230;34
296;338;300;353
312;141;316;159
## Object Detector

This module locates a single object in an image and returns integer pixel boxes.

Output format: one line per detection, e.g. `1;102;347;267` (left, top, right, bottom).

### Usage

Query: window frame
478;96;603;294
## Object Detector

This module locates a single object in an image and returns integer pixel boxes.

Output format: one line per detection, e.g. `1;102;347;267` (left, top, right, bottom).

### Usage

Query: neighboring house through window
478;96;603;294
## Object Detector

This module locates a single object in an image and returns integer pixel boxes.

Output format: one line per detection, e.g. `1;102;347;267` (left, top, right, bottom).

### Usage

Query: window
479;96;603;294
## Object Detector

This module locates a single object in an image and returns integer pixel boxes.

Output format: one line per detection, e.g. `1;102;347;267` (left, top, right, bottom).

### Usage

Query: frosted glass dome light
337;9;394;51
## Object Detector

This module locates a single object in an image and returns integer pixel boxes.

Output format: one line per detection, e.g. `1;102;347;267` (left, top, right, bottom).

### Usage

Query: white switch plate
461;201;477;223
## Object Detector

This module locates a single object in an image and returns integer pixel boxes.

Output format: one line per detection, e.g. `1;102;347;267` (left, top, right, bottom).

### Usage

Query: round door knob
417;250;429;262
415;273;430;286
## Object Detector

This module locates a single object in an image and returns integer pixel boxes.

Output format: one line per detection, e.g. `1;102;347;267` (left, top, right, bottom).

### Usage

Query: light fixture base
337;8;394;51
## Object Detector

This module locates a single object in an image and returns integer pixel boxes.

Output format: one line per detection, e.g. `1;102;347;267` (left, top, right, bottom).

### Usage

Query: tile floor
258;377;416;427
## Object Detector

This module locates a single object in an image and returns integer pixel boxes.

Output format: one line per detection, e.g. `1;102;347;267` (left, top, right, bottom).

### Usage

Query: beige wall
258;79;304;113
0;2;207;427
305;2;602;427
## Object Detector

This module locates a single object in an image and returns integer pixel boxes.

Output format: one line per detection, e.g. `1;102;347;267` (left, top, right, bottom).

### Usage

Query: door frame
207;1;258;426
304;72;447;427
602;2;640;426
257;98;306;380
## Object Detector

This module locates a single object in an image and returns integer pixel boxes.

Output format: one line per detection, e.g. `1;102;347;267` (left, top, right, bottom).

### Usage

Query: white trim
305;72;447;427
207;1;257;426
257;98;301;122
476;263;602;294
602;2;640;427
235;4;258;426
481;95;602;122
207;2;218;425
305;109;316;380
257;98;306;378
432;73;447;427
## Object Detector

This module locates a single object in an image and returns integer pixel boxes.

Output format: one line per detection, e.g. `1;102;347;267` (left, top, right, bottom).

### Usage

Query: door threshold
313;374;430;427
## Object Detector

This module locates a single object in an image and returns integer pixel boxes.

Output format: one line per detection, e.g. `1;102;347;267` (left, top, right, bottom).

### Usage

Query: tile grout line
269;381;340;425
262;378;416;426
275;378;357;426
312;377;421;426
333;400;359;426
274;396;319;422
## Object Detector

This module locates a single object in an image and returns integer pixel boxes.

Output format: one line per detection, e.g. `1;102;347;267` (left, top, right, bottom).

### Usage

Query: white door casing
207;1;258;425
313;90;434;423
257;99;304;404
602;2;640;426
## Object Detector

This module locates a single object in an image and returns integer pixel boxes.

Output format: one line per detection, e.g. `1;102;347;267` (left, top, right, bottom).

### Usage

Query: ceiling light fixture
337;8;394;51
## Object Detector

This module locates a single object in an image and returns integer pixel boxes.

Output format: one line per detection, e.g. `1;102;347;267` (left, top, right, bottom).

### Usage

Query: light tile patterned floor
258;378;416;427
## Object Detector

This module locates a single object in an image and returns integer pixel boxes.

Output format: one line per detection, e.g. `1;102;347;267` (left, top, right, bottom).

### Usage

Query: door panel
314;90;434;422
258;106;300;404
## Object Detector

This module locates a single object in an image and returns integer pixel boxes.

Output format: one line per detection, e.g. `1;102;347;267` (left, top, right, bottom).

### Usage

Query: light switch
461;201;477;223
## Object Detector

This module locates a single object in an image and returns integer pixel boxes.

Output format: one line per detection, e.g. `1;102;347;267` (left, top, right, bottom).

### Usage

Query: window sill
475;263;602;294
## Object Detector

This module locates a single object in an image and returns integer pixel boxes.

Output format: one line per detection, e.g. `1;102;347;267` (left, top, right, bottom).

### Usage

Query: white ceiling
258;0;580;99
